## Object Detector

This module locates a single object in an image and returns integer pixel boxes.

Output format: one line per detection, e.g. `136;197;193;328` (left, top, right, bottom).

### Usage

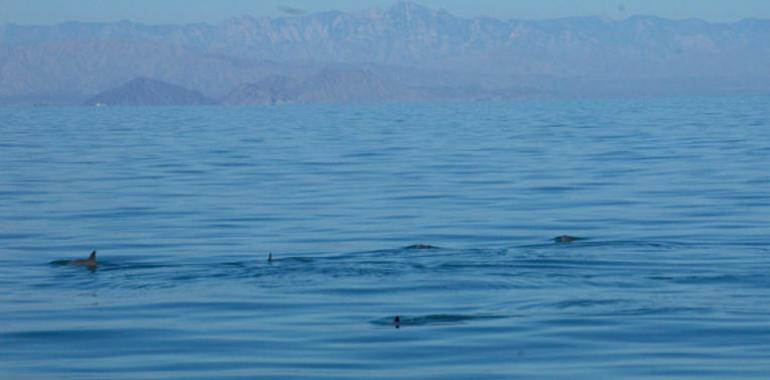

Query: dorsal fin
89;251;96;261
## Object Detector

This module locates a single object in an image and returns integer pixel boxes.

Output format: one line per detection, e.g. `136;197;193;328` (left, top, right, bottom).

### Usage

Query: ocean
1;97;770;379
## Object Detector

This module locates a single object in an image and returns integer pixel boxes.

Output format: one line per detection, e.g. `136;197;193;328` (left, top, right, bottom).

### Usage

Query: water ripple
2;99;770;379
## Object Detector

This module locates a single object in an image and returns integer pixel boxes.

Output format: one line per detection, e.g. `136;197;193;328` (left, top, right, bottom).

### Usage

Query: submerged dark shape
268;252;273;263
374;314;505;328
68;251;98;268
554;235;581;243
404;244;439;250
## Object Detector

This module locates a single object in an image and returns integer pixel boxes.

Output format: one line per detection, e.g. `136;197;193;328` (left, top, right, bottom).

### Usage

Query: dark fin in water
268;252;273;263
554;235;580;243
404;244;439;250
66;250;98;269
394;315;401;329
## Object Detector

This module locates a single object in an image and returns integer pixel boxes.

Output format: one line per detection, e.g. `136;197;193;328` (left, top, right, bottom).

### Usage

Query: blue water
2;97;770;379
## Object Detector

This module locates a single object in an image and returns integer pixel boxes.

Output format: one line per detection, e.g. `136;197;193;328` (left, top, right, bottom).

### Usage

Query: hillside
85;77;214;106
2;1;769;104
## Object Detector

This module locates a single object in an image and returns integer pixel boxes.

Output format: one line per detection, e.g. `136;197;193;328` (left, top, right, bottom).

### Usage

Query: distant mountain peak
387;0;435;17
86;77;214;106
126;76;160;85
220;15;258;27
389;0;428;11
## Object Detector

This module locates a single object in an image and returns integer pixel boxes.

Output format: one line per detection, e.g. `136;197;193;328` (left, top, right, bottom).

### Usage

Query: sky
1;0;769;25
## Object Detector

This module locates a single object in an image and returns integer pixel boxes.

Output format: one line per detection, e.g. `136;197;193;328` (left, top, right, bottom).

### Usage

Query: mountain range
1;1;769;105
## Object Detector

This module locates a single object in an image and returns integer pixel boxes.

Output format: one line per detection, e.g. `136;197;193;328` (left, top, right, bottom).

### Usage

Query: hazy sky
1;0;769;24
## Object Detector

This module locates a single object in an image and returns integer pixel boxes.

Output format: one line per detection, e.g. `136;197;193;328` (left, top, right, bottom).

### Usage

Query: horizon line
2;0;770;27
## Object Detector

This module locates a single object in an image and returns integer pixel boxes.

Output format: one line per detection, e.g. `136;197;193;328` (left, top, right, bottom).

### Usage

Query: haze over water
2;97;770;378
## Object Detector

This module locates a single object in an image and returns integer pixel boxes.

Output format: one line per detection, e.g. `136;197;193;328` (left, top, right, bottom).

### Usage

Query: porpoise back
69;250;97;268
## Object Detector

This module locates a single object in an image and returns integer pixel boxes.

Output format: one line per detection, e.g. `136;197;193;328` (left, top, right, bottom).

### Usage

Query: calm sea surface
1;97;770;379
